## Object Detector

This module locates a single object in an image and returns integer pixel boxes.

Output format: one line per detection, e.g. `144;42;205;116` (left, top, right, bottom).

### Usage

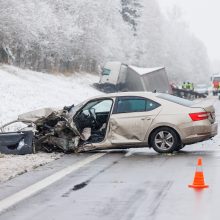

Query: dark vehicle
194;84;209;95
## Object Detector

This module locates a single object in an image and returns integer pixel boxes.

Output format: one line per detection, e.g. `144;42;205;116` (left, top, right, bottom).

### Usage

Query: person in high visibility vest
187;82;191;90
182;82;187;89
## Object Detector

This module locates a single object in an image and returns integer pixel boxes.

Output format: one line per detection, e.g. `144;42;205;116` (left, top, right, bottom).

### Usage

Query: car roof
91;91;158;99
195;84;208;87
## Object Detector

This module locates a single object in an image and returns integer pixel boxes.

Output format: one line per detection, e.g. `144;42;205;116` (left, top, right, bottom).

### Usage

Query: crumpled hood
18;107;61;123
0;105;93;154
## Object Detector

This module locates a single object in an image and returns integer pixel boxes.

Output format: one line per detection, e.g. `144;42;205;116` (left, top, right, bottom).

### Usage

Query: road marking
0;153;106;214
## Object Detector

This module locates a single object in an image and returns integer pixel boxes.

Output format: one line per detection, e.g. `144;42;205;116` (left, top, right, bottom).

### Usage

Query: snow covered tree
0;0;211;82
120;0;142;34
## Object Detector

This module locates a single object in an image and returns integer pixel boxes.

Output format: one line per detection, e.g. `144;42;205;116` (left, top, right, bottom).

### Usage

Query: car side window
93;100;113;113
146;99;160;111
115;97;160;114
81;99;113;113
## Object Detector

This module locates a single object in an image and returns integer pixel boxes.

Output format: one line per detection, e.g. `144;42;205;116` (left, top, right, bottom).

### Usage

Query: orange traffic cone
188;158;209;189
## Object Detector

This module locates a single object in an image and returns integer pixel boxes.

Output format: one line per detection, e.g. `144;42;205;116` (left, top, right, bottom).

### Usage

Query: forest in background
0;0;211;82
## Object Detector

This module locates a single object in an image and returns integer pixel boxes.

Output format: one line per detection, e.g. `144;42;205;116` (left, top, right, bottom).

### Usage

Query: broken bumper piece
0;131;34;155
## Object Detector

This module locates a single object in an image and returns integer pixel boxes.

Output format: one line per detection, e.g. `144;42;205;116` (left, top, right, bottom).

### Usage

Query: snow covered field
0;64;101;182
0;64;101;125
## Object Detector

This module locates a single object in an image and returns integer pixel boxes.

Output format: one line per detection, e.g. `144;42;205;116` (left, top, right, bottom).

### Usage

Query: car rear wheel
175;144;185;151
150;127;179;153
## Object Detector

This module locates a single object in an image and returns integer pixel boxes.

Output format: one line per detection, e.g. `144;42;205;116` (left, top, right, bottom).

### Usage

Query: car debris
0;131;34;155
0;106;93;155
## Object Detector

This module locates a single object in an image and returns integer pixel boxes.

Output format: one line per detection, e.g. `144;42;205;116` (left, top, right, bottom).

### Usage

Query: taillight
189;112;209;121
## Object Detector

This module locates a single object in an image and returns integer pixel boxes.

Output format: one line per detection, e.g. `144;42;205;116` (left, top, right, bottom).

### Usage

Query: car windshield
156;93;194;107
213;76;220;81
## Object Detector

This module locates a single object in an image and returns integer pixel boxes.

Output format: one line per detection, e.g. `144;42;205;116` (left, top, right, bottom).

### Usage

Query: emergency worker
182;82;187;89
187;82;191;90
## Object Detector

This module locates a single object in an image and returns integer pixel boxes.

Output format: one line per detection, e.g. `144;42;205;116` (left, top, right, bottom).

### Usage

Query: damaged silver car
0;92;218;155
0;97;113;154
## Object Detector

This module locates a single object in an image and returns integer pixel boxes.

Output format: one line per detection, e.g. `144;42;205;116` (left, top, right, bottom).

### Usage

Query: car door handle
141;117;151;120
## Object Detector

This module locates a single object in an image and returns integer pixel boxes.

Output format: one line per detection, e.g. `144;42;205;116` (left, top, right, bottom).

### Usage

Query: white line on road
0;153;106;214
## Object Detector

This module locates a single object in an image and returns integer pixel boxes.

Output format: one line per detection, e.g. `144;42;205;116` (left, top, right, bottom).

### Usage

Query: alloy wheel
154;131;174;150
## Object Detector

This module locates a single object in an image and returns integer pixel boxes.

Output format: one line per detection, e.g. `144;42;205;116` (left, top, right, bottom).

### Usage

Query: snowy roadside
0;64;101;125
0;152;62;183
0;64;101;182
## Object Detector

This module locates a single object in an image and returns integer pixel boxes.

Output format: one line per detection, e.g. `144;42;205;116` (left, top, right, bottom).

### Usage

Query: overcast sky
159;0;219;61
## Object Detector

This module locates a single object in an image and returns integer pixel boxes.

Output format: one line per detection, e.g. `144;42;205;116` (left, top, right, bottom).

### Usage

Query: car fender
144;122;183;143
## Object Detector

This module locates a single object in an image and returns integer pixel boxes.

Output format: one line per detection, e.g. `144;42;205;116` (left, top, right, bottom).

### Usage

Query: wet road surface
0;97;220;220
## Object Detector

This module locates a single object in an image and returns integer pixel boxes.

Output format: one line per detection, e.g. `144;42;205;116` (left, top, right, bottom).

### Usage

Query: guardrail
172;87;207;99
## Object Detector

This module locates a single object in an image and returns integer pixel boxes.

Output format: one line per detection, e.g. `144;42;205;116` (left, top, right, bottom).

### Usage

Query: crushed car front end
0;106;83;154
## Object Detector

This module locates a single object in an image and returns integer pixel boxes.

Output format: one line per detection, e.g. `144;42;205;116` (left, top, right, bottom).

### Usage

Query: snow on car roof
128;65;164;75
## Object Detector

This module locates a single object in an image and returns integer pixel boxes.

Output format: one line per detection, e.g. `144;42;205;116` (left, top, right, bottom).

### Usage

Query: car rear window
156;93;193;107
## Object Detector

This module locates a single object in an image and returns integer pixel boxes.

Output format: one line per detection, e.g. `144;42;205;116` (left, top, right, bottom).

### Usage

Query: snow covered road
0;65;220;220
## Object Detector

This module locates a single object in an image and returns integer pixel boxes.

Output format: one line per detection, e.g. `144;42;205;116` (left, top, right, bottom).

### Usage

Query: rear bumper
181;122;218;145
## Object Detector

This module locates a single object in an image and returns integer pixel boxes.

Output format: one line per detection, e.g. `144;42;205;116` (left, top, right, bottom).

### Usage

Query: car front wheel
150;127;179;153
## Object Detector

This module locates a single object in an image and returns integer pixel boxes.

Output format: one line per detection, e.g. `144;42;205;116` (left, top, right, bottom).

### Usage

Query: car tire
175;144;185;151
150;127;179;153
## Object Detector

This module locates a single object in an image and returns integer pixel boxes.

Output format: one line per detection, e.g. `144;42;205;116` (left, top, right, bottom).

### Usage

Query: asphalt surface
0;97;220;220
